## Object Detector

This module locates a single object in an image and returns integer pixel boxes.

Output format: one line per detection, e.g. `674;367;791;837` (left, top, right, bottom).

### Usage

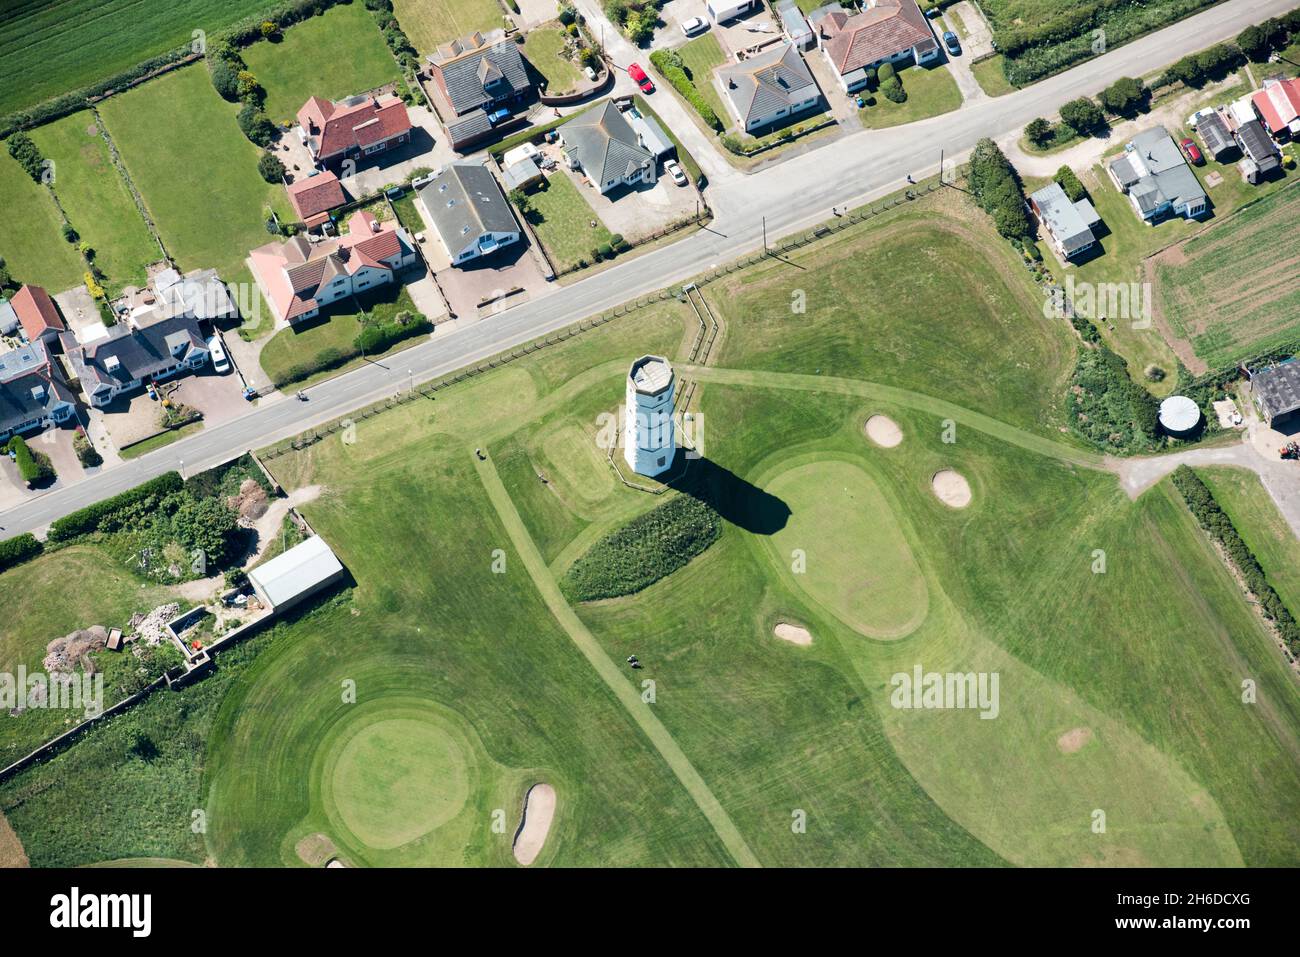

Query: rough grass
0;150;83;292
29;111;160;294
1197;466;1300;614
392;0;504;55
0;0;270;116
98;65;292;280
242;2;400;125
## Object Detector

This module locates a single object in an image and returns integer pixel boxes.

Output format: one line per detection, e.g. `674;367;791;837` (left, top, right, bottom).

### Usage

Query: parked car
208;335;230;374
665;159;688;186
943;31;960;55
584;65;597;81
681;16;708;36
487;107;511;126
1179;137;1204;165
628;62;654;94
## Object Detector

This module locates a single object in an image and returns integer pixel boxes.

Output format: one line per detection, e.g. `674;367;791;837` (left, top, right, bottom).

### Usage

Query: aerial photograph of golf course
1;187;1297;874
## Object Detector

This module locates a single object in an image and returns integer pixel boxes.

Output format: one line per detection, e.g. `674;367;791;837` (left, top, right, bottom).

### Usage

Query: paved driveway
435;242;550;320
949;2;994;58
573;168;701;242
341;106;451;195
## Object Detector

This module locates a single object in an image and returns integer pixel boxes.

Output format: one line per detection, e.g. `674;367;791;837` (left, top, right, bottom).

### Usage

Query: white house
811;0;939;93
717;42;824;133
416;163;521;266
559;101;657;195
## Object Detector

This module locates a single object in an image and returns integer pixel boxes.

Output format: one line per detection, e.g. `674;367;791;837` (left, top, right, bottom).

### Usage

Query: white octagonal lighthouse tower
624;355;676;477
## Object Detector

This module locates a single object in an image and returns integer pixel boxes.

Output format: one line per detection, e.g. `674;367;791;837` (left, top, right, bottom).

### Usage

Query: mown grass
526;173;613;272
242;2;400;125
392;0;504;55
971;55;1016;96
1198;466;1300;614
29;111;160;294
0;151;83;292
675;33;728;126
0;0;270;116
858;63;963;129
98;65;292;280
523;25;585;96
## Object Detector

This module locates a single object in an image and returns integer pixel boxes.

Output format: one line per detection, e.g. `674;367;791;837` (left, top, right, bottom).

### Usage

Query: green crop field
29;111;160;294
393;0;504;55
98;65;292;281
0;150;83;292
2;187;1298;869
1153;185;1300;369
0;0;271;116
242;2;400;125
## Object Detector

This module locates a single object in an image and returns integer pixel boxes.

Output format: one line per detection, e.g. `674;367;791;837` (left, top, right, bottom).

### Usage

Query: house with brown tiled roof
286;170;347;230
296;93;413;169
811;0;938;93
248;210;417;326
10;284;66;344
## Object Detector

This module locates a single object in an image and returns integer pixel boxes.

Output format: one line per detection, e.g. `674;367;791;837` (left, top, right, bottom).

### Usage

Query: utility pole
762;215;767;254
940;147;945;186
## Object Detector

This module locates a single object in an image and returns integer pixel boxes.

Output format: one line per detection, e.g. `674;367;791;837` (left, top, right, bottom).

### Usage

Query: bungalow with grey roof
559;101;657;194
61;314;209;408
0;338;77;442
718;41;824;133
1028;182;1102;261
1107;127;1207;223
416;164;521;266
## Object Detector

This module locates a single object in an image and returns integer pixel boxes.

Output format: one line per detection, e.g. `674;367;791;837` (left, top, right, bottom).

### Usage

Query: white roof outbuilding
1158;395;1201;435
248;535;345;612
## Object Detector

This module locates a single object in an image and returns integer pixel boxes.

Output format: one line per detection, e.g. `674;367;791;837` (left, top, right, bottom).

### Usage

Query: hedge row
354;316;432;354
561;494;720;601
0;532;43;572
967;138;1031;242
1171;465;1300;654
47;471;183;542
648;50;722;132
7;435;55;485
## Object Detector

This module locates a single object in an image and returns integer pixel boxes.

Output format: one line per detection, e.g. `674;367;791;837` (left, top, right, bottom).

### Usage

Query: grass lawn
525;172;613;272
5;182;1300;870
119;420;206;460
242;2;401;125
675;33;728;125
859;63;963;129
393;0;504;55
0;0;269;116
971;54;1016;96
258;283;423;387
99;65;292;281
29;111;160;294
523;25;585;96
0;152;84;292
1198;466;1300;615
1152;183;1300;369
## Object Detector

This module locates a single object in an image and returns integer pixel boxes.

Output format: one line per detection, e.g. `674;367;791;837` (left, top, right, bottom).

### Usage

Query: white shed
248;535;345;612
708;0;758;23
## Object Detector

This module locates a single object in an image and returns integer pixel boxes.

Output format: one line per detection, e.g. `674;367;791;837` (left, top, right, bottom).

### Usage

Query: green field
526;173;613;272
0;0;270;116
1154;185;1300;369
1198;467;1300;614
29;111;160;294
98;65;292;281
0;150;83;292
523;25;585;96
859;63;963;129
243;2;401;125
393;0;504;55
3;186;1299;869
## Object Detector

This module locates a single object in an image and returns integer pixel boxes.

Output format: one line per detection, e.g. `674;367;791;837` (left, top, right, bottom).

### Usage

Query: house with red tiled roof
286;170;347;230
1251;76;1300;139
10;284;66;343
811;0;938;93
296;93;413;169
248;210;417;325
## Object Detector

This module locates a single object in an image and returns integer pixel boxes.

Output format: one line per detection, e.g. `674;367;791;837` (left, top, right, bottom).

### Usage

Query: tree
237;70;263;102
209;59;240;100
1025;117;1053;147
1097;76;1145;116
168;495;239;567
6;131;45;182
258;151;286;183
237;101;276;147
508;188;532;217
1236;24;1270;60
1058;97;1103;134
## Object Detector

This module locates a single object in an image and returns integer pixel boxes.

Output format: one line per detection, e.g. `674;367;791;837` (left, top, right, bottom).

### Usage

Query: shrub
1059;96;1103;134
209;58;240;100
561;495;721;601
353;316;432;355
260;20;280;39
877;62;896;83
237;70;263;102
1054;165;1086;202
609;232;627;251
559;4;577;24
1025;117;1053;147
61;222;79;243
625;12;655;44
9;435;55;485
648;50;721;130
1067;345;1160;453
0;532;42;571
47;471;183;542
237;101;276;147
1097;76;1145;115
880;74;906;103
6;131;45;182
73;428;102;468
1235;24;1271;60
258;151;286;183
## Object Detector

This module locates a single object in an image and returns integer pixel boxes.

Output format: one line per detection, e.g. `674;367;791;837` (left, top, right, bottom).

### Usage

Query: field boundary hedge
46;471;183;542
1172;465;1300;656
0;533;43;572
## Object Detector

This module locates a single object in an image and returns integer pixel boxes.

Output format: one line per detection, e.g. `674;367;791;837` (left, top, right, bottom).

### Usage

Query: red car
1179;137;1204;165
628;62;654;93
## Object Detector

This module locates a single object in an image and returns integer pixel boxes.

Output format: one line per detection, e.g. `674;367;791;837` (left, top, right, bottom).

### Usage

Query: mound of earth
296;833;342;867
513;783;557;866
931;469;972;508
1057;727;1093;754
865;415;903;448
43;625;109;673
128;604;181;647
227;478;269;521
774;622;813;646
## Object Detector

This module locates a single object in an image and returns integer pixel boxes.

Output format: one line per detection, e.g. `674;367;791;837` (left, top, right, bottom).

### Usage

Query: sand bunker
774;622;813;646
1057;727;1093;754
865;415;903;448
295;832;342;867
513;783;557;866
931;469;972;508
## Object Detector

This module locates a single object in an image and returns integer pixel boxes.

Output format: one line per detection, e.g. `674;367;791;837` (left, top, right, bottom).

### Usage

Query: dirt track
0;811;29;868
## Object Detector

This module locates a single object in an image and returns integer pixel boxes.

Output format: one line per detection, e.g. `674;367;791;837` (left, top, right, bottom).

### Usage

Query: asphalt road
2;0;1292;537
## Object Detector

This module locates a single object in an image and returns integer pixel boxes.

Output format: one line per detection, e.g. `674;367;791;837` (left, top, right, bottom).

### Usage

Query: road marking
474;451;761;868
